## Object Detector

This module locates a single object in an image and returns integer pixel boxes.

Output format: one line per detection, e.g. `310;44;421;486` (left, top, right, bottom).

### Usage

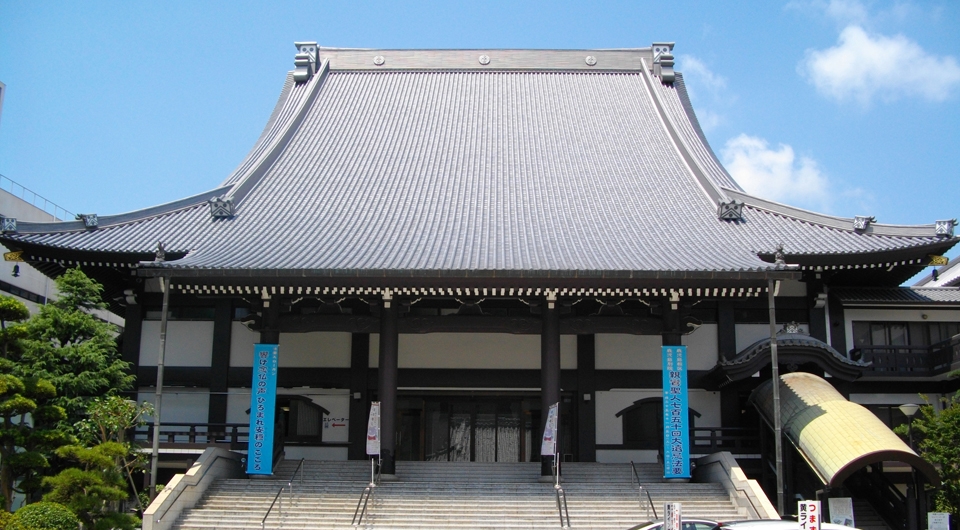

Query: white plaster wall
225;388;351;442
229;323;259;367
229;326;351;368
140;321;214;367
735;323;809;353
278;332;351;367
594;388;721;446
777;280;807;297
138;388;210;424
595;325;718;371
369;333;576;369
843;309;960;352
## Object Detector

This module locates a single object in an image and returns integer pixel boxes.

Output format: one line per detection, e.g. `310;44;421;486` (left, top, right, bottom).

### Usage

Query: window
852;321;960;348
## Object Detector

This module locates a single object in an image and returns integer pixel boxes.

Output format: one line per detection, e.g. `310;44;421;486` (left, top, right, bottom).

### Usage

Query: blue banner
662;345;690;479
247;344;279;475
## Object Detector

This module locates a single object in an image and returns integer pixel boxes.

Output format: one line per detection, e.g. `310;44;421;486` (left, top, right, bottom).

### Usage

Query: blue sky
1;0;958;268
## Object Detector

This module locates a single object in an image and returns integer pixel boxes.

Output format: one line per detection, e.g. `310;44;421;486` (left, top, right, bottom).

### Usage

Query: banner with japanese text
246;344;279;475
662;345;690;478
540;402;559;457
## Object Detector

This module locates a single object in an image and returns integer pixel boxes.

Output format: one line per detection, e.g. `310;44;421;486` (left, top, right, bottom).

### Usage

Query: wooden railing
852;334;960;377
690;427;760;455
134;423;249;450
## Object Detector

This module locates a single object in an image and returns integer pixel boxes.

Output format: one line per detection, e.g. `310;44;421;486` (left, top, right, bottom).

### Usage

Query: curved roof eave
725;188;948;239
710;333;868;386
9;186;229;234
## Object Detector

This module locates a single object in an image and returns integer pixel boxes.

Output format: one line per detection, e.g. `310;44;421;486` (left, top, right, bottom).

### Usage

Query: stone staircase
172;459;754;529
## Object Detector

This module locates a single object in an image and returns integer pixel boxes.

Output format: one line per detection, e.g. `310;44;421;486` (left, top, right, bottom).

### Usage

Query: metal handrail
552;459;570;528
261;486;284;529
288;458;305;492
630;461;657;520
352;458;381;526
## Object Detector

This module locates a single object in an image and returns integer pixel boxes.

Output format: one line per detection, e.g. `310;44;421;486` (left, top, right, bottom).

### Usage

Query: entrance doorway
394;394;575;462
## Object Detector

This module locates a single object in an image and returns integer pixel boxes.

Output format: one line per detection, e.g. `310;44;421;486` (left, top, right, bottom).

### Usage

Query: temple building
1;43;958;522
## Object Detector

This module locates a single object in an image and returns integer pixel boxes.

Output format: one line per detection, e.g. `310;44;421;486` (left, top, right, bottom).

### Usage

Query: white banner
366;401;380;456
828;498;855;527
798;500;821;530
540;402;559;456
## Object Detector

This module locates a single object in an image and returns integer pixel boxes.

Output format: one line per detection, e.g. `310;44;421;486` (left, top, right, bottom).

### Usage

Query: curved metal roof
1;47;955;279
750;372;939;487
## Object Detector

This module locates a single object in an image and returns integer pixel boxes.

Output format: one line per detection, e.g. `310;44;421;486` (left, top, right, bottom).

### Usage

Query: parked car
628;519;720;530
714;520;860;530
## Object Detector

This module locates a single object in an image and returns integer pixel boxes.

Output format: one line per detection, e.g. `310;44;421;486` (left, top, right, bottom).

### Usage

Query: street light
899;403;920;448
899;403;921;530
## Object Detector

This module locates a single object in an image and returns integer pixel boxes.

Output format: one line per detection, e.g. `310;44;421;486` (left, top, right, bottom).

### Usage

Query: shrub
0;511;13;530
10;502;78;530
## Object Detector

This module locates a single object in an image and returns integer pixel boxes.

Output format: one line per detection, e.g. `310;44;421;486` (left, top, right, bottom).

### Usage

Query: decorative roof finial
652;42;675;84
774;244;786;270
155;241;166;262
293;41;318;83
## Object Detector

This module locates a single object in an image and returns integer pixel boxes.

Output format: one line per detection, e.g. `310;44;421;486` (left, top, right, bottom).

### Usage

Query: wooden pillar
662;296;682;346
208;300;232;426
348;333;371;461
717;300;737;360
540;294;561;476
378;294;399;477
576;334;596;462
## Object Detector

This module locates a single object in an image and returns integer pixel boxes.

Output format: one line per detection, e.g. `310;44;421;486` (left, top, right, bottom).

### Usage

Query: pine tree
0;296;68;511
22;268;134;425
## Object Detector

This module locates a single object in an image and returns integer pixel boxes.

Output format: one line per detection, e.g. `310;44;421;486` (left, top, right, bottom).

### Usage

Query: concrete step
172;460;753;530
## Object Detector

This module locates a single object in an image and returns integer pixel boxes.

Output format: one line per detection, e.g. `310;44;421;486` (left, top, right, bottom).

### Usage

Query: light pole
899;403;920;530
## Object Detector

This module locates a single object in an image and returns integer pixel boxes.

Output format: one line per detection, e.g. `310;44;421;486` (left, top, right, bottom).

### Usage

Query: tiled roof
3;47;955;278
833;287;960;304
915;258;960;287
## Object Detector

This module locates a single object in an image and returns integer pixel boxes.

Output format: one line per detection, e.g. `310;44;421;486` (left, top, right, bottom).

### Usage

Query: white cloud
823;0;870;25
721;134;832;210
800;25;960;105
678;55;731;132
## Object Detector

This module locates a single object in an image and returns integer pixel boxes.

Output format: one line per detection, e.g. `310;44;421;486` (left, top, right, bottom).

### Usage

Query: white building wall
228;324;352;368
140;321;214;366
595;325;718;370
594;388;721;463
369;333;577;369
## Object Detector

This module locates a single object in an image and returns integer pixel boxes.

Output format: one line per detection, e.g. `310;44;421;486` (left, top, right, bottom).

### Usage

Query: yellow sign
3;251;23;262
928;255;949;266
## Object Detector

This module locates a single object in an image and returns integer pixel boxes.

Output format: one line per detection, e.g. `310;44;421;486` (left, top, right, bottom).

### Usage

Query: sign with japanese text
929;513;950;530
664;502;681;530
828;498;855;527
366;402;381;456
246;344;279;475
540;402;559;457
798;500;821;530
662;346;690;478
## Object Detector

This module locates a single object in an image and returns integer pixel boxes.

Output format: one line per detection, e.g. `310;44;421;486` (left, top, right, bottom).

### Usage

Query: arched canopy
749;372;939;487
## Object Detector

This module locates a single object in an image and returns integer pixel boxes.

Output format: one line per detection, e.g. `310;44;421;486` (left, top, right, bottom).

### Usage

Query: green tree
897;392;960;514
42;397;151;530
21;268;134;426
0;296;68;512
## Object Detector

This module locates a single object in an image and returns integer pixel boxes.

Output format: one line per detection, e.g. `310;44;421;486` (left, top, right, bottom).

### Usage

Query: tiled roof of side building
832;286;960;304
1;46;956;276
915;258;960;287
